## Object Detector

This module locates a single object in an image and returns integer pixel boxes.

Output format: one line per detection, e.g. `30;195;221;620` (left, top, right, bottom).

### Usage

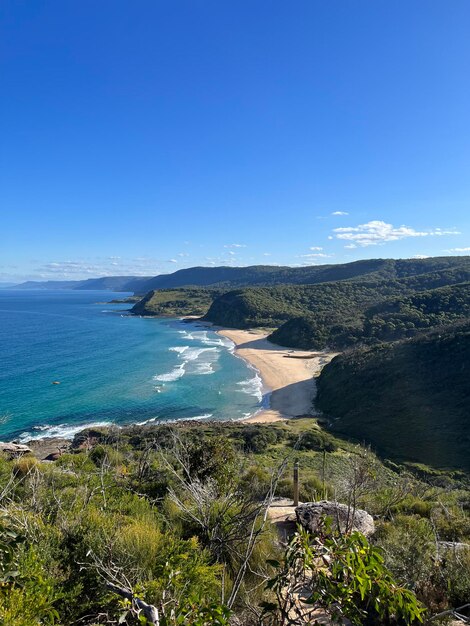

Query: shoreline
216;328;338;424
6;319;336;452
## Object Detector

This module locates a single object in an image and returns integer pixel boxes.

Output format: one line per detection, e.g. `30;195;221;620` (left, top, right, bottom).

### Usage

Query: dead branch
106;582;160;625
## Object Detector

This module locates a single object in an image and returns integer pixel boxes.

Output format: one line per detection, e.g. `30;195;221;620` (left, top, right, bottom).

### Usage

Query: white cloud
309;246;323;251
228;251;236;256
41;261;106;275
344;244;357;249
333;220;460;247
224;243;247;248
331;211;349;216
299;253;332;259
412;254;430;259
205;254;239;266
445;247;470;253
35;257;164;279
263;252;271;256
168;259;178;263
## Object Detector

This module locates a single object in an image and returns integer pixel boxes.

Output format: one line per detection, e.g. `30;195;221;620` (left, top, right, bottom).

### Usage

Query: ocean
0;290;266;441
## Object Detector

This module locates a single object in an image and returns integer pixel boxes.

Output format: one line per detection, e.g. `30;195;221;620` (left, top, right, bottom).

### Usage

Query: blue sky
1;0;469;282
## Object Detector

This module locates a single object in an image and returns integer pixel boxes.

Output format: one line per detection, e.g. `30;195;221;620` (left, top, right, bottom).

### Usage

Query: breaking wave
236;372;264;402
153;364;186;382
155;344;220;382
19;421;114;441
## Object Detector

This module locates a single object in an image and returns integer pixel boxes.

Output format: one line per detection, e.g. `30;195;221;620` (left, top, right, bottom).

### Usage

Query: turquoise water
0;291;265;440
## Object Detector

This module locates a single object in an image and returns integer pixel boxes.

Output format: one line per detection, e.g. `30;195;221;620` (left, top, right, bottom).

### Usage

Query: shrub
276;474;331;502
0;546;60;625
295;430;337;452
437;546;470;606
135;466;173;500
113;518;166;581
12;455;39;477
187;436;237;488
266;526;425;625
374;515;435;592
55;452;95;472
431;504;470;541
88;444;124;467
396;497;433;518
240;426;280;453
240;465;272;500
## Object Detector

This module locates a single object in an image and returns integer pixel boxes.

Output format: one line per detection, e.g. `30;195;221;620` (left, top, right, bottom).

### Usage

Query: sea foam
153;364;186;382
236;372;264;402
155;344;220;382
19;421;114;441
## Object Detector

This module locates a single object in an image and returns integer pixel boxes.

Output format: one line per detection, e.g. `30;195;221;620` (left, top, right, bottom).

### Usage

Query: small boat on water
52;381;61;385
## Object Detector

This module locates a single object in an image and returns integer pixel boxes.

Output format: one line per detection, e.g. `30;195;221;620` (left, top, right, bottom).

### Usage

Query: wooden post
293;461;299;506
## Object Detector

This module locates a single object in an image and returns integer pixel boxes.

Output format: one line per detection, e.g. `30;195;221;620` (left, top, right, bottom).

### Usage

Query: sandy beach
217;328;337;423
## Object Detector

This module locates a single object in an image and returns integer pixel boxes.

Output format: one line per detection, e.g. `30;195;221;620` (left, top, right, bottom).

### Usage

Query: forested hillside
118;256;470;294
204;272;470;349
269;281;470;349
316;322;470;471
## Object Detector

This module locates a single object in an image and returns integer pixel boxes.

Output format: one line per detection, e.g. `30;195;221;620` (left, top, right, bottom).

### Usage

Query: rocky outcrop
26;438;70;460
0;442;32;457
295;500;375;537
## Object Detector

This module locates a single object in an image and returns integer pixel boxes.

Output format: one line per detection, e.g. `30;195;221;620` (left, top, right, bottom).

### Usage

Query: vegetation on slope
201;271;469;474
205;274;470;348
316;322;470;471
1;419;469;624
203;287;307;328
362;281;469;342
131;287;224;317
128;256;470;293
269;281;470;349
204;280;397;331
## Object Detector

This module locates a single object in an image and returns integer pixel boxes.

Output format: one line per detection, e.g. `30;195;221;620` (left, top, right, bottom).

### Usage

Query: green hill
316;322;470;471
269;281;470;349
129;256;470;293
131;287;223;317
130;260;391;293
204;269;470;349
